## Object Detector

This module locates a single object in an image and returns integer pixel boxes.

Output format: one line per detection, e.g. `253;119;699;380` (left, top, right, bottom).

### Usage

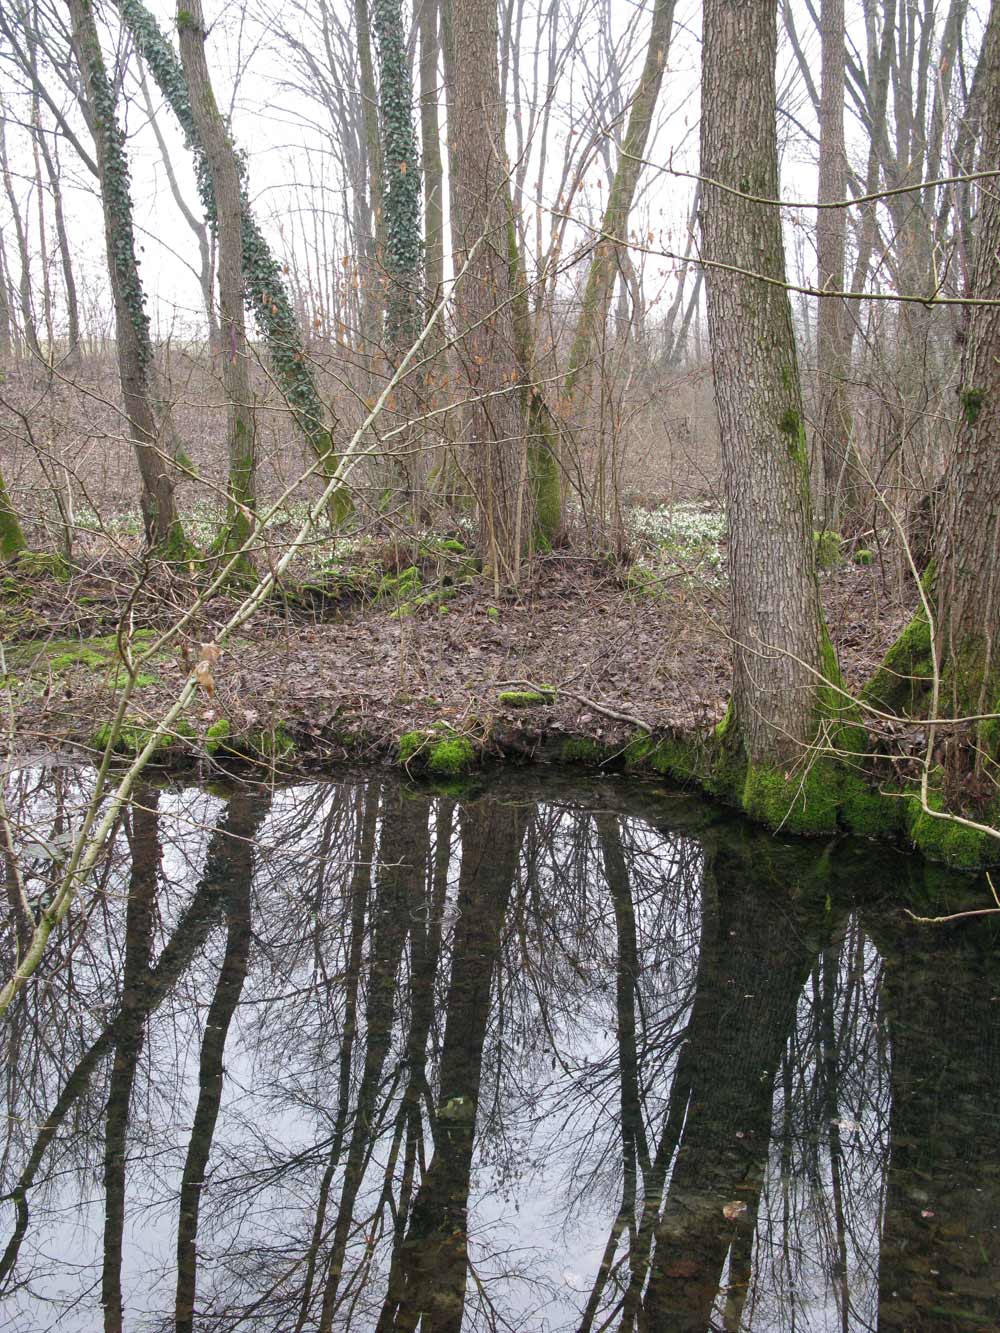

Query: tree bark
372;0;422;349
816;0;864;531
932;0;1000;764
444;0;528;584
67;0;187;555
113;0;349;521
561;0;677;404
700;0;829;772
0;463;28;559
0;114;41;362
178;0;257;573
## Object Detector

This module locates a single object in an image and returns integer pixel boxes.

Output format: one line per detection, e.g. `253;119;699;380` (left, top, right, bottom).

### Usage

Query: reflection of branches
0;786;269;1296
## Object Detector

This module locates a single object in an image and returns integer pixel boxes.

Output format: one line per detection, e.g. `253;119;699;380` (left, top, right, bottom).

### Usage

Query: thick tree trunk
816;0;864;530
932;0;1000;765
178;0;257;574
444;0;528;585
68;0;186;555
701;0;829;776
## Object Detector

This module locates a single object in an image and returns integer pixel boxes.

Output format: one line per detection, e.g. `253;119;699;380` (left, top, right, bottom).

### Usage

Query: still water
1;768;998;1331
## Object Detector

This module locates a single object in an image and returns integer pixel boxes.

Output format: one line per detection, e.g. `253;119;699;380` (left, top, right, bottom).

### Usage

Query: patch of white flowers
630;502;727;585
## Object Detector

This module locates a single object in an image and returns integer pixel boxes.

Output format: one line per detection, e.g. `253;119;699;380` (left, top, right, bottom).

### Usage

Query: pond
1;768;998;1331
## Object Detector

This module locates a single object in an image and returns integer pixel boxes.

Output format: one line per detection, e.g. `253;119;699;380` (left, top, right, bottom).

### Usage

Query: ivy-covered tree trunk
68;0;187;556
177;0;256;576
112;0;350;522
372;0;421;350
701;0;832;809
444;0;528;585
931;0;1000;773
371;0;423;506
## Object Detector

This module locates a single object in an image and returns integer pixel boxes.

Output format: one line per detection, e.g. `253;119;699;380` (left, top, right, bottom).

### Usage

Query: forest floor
3;520;915;780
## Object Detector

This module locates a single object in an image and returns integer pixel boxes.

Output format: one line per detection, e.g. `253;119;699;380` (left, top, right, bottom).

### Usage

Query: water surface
1;768;997;1331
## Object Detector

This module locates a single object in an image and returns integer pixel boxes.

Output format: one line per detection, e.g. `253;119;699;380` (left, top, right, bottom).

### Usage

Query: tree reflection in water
0;769;997;1331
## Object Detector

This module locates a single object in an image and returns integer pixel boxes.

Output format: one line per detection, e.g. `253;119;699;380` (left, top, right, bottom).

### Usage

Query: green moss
560;737;602;763
94;721;167;756
623;730;655;767
778;408;800;437
398;731;425;764
853;548;874;566
10;631;160;681
624;565;661;598
863;602;933;714
622;729;704;784
838;772;904;839
742;758;842;836
376;565;421;603
907;799;998;869
427;735;475;777
813;530;844;570
398;728;475;776
487;606;500;621
498;687;555;707
13;551;71;581
205;717;231;754
249;724;295;759
439;538;466;554
960;387;985;426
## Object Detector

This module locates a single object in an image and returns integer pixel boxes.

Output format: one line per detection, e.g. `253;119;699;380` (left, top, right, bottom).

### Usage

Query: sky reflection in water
1;768;998;1331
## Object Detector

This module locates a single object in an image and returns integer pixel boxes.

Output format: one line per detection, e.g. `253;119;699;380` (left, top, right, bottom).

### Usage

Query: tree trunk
113;0;349;521
816;0;864;531
0;115;41;362
444;0;528;585
0;464;28;559
35;123;81;369
419;0;444;314
138;65;219;355
372;0;422;349
178;0;257;575
932;0;1000;770
67;0;187;555
561;0;676;404
701;0;830;785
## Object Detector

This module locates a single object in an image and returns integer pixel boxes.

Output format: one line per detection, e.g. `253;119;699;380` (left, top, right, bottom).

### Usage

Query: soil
3;547;914;777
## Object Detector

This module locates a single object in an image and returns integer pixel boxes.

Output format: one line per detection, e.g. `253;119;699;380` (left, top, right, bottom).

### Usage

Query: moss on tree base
620;722;1000;869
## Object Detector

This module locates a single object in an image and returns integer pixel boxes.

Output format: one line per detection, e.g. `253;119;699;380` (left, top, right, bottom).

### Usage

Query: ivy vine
115;0;333;463
371;0;422;349
75;2;151;372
